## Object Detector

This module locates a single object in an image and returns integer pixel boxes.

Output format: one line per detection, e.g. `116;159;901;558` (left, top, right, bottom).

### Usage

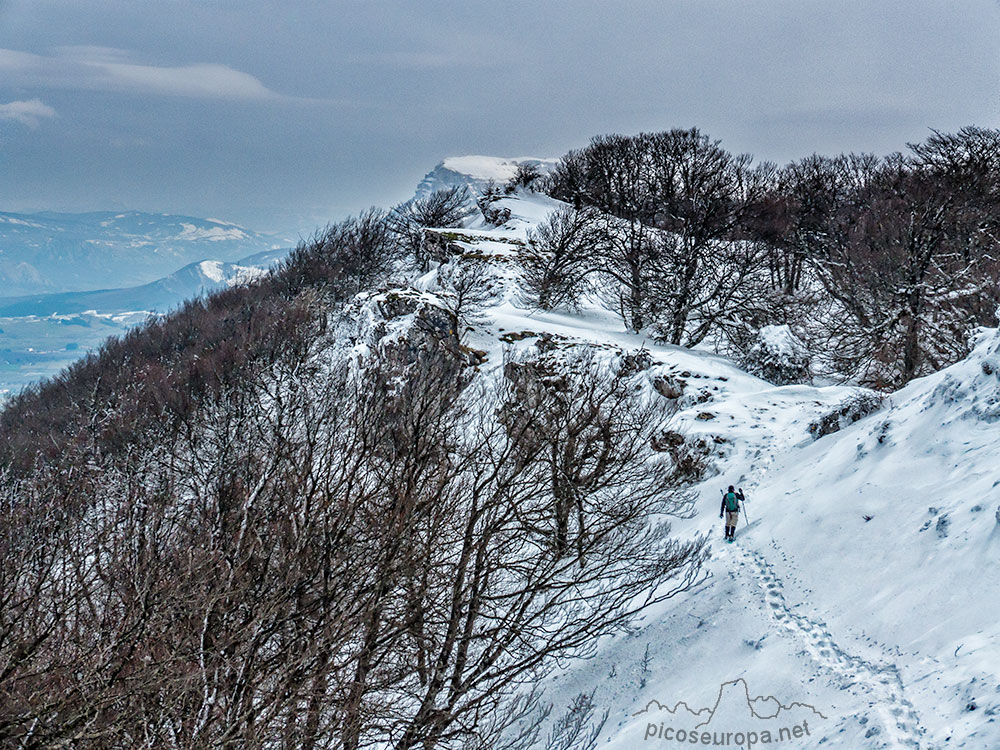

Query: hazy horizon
1;0;998;233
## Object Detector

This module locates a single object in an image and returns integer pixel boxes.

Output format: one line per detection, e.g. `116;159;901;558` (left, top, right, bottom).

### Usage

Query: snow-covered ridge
440;155;558;182
0;249;286;398
176;222;251;242
414;155;558;199
3;177;997;746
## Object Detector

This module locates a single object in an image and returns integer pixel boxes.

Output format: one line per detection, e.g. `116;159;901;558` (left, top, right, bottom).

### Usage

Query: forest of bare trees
0;209;706;747
537;126;1000;389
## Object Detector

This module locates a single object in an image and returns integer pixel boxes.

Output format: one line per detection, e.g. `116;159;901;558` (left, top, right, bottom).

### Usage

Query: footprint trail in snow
736;545;927;749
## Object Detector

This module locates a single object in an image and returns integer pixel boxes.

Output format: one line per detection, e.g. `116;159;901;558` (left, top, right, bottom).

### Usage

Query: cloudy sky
0;0;998;232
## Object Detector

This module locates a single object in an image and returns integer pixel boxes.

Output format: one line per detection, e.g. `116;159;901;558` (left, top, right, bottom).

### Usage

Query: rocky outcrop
347;287;482;384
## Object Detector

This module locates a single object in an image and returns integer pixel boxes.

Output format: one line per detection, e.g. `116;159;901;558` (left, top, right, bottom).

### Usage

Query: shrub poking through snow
809;391;886;439
741;324;812;385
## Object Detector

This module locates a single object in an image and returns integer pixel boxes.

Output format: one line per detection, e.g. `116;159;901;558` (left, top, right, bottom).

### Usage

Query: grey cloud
0;98;56;127
0;0;996;233
0;46;281;100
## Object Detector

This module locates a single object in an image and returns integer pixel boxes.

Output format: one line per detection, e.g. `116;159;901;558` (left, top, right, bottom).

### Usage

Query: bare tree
506;162;542;192
326;345;705;749
436;256;500;333
543;692;607;750
476;181;510;227
641;129;772;345
542;130;770;340
806;134;1000;387
280;207;400;299
518;206;605;310
390;186;476;269
546;149;591;210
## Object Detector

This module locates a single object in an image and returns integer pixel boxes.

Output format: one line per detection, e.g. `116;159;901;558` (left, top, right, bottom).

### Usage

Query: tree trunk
902;306;921;384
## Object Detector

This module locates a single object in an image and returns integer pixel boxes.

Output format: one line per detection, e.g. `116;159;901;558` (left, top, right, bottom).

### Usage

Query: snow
3;185;997;746
402;190;1000;748
757;324;799;356
198;259;226;283
743;324;812;385
414;156;559;199
440;155;558;182
1;216;37;226
175;222;250;241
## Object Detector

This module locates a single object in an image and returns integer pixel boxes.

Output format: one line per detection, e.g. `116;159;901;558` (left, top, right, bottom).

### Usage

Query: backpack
724;492;739;512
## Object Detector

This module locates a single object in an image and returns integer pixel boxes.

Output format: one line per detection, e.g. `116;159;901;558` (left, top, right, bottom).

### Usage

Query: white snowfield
175;222;251;242
407;182;1000;749
414;155;559;199
440;155;559;182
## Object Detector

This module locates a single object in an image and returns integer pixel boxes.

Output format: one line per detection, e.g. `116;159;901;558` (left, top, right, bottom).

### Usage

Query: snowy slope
4;183;997;748
403;190;999;749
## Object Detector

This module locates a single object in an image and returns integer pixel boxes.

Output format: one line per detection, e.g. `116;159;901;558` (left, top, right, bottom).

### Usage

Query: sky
0;0;998;233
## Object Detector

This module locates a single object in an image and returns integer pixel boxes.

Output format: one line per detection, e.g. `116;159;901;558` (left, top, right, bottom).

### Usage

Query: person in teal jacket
719;485;744;542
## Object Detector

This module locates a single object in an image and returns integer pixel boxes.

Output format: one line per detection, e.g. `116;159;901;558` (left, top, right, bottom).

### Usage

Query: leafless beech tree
390;187;476;269
506;163;542;193
544;130;771;341
335;347;705;749
501;348;698;560
546;149;589;210
543;126;999;386
280;207;401;300
572;134;654;331
518;206;605;310
641;130;772;344
436;256;500;332
802;133;1000;387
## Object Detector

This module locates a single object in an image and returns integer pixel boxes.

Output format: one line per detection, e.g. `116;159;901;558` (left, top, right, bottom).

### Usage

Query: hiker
720;485;745;542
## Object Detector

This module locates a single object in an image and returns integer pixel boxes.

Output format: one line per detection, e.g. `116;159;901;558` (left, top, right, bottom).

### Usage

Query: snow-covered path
737;541;926;748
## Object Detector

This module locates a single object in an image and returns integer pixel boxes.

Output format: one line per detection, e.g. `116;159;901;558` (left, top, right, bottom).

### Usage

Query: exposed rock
652;430;716;482
741;324;812;385
481;205;511;227
808;392;886;440
936;514;951;538
653;375;684;400
413;156;558;200
420;229;466;265
620;348;655;376
351;287;478;382
500;330;538;343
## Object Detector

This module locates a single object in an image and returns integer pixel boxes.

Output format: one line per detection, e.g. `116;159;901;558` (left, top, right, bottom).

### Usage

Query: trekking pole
741;489;750;526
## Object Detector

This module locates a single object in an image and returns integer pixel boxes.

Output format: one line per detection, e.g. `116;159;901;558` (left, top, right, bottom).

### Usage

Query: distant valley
0;210;286;296
0;211;292;398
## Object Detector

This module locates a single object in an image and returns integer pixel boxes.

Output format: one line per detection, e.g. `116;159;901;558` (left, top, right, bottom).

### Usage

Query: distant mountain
0;247;289;397
413;155;558;199
0;210;281;296
0;248;288;318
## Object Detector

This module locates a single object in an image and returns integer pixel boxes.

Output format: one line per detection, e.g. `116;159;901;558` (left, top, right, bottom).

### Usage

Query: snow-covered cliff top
413;155;558;199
